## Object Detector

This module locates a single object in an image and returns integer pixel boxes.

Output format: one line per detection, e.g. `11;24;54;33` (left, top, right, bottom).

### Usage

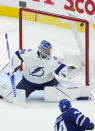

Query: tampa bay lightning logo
28;66;44;77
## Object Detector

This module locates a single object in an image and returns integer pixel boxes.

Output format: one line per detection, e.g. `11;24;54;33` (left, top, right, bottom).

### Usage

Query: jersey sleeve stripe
76;113;86;127
55;64;66;75
76;114;83;125
80;116;86;126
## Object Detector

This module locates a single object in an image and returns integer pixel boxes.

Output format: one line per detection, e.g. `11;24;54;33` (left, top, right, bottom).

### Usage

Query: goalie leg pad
80;86;91;97
44;86;80;102
58;81;91;99
44;84;91;102
44;86;65;102
5;89;26;103
16;89;26;103
0;84;26;103
0;84;11;98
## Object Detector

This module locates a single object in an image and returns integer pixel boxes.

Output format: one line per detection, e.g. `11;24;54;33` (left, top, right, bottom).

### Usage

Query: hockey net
19;8;95;86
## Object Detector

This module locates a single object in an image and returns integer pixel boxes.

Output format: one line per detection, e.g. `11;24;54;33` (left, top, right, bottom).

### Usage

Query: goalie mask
38;40;52;60
59;99;71;112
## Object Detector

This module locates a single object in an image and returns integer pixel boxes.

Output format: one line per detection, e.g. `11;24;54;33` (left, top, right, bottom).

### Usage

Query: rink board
0;5;95;32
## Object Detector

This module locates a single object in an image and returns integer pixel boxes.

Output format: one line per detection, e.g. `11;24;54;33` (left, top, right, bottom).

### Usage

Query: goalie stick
5;33;17;101
4;34;28;108
56;87;74;101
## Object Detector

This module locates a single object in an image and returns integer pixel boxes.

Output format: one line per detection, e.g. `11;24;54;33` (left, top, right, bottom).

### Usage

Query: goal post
19;7;90;86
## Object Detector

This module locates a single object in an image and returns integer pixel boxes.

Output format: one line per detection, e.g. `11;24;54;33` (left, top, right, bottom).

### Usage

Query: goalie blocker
44;82;91;102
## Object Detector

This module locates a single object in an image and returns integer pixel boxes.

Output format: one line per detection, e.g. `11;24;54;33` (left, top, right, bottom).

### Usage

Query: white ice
0;15;95;131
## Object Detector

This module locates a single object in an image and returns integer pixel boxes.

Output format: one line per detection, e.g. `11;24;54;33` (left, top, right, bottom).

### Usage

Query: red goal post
19;7;89;86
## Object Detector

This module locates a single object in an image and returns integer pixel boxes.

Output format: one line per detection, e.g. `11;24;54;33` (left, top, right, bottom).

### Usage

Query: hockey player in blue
54;99;94;131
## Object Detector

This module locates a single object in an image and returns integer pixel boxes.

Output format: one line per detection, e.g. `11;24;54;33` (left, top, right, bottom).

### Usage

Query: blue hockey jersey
54;107;93;131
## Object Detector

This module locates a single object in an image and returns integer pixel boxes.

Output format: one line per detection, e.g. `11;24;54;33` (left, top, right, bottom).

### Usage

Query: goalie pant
54;107;94;131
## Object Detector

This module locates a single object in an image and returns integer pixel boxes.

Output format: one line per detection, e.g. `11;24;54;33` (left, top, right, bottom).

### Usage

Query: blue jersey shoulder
67;108;81;118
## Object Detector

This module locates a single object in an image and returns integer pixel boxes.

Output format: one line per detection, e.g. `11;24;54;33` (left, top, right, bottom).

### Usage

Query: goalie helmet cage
19;7;89;86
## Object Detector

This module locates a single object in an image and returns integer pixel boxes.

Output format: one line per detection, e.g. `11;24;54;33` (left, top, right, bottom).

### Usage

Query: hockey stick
0;63;9;72
5;33;17;101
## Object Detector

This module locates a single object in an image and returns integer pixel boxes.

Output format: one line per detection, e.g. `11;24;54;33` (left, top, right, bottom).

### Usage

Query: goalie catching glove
60;66;79;79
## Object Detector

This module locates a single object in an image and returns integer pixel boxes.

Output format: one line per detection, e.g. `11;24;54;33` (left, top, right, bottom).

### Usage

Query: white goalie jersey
1;49;91;102
3;49;66;84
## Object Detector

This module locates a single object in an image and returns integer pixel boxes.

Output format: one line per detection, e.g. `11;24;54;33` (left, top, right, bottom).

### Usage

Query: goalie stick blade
0;98;28;109
4;98;29;109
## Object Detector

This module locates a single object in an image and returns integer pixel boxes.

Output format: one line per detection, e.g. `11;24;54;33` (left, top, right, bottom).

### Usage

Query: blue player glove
85;123;94;130
83;117;94;130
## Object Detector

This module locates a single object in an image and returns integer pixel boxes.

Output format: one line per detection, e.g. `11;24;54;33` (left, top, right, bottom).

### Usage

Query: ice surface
0;16;95;131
